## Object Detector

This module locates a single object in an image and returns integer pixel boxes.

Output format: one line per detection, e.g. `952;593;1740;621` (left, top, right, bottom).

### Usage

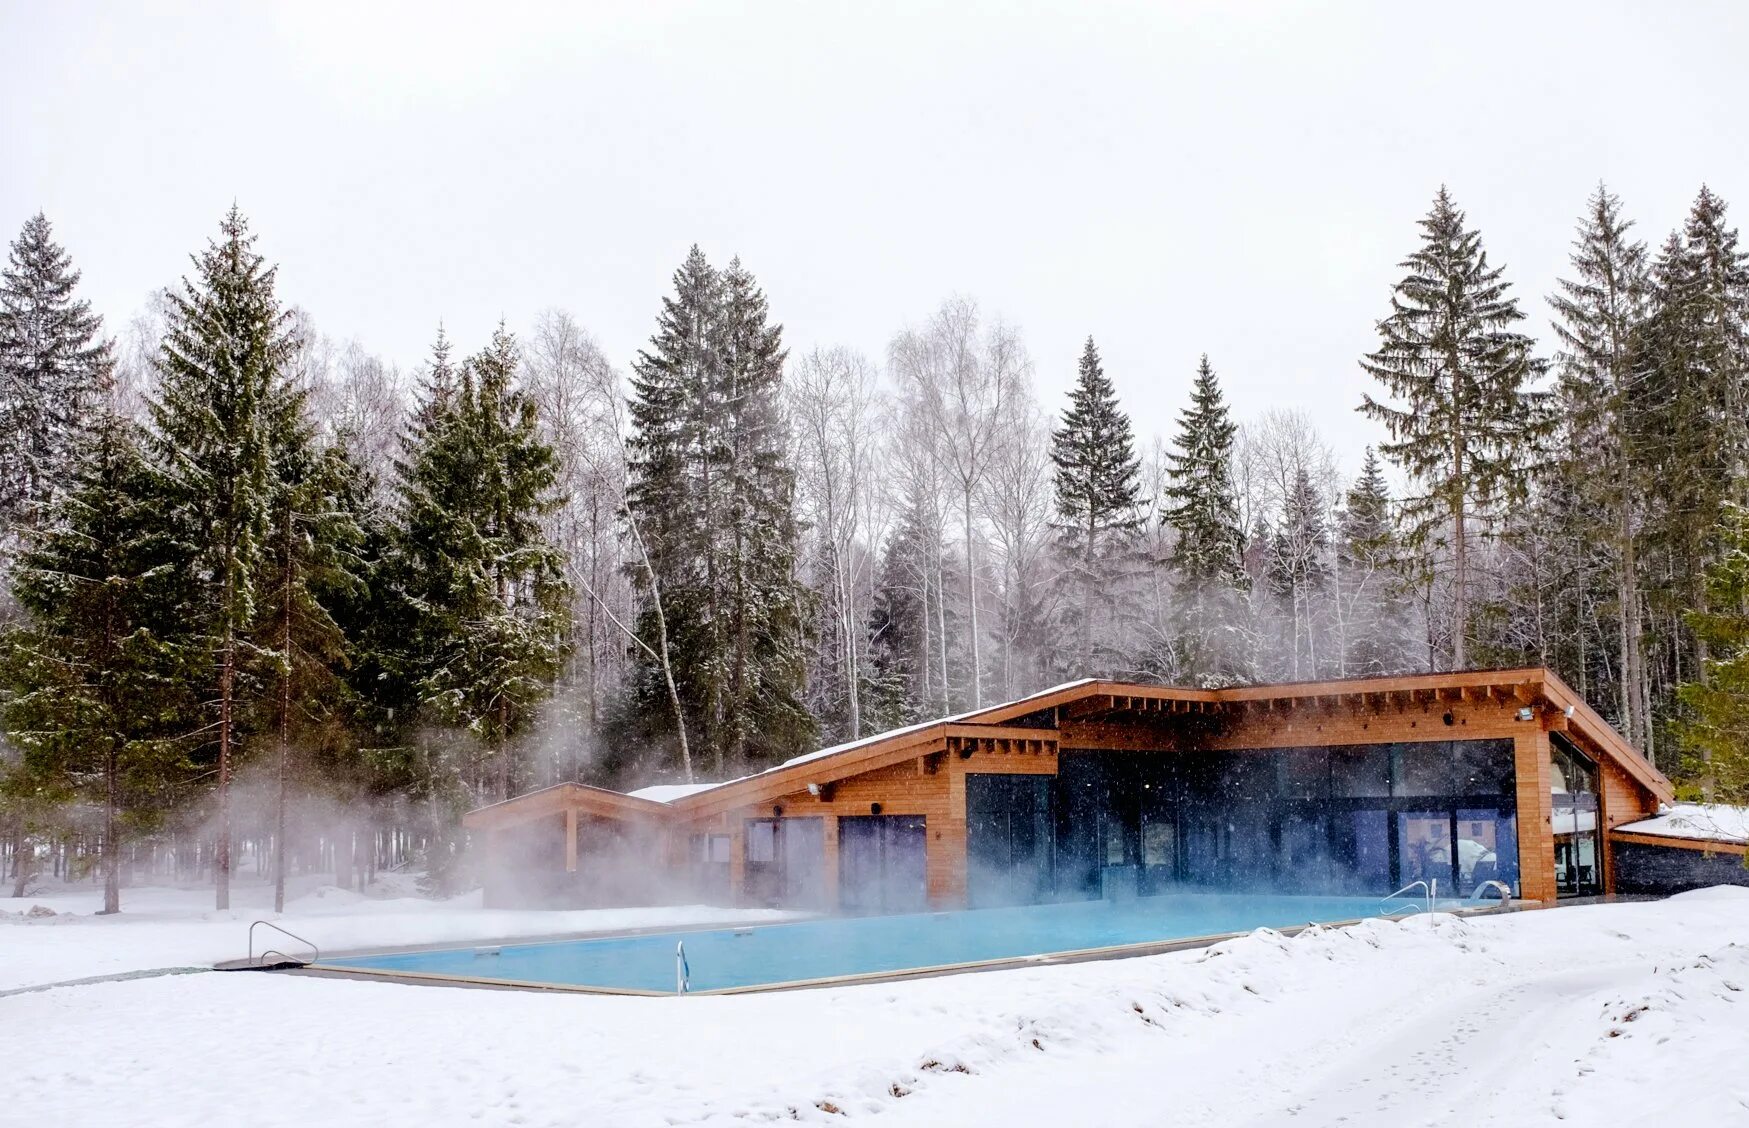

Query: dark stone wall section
1613;840;1749;894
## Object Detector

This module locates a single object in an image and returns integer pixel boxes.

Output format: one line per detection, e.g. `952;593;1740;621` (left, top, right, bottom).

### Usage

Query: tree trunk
934;541;950;714
102;743;120;914
10;827;29;898
962;492;982;707
274;517;293;913
1451;488;1469;670
216;547;235;912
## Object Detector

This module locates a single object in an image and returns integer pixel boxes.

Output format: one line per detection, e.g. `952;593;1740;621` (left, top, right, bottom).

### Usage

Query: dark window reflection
1550;736;1600;897
1047;739;1519;903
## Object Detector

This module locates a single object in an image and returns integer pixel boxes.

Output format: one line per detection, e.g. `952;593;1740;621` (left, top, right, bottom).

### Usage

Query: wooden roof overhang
465;668;1674;830
462;782;673;832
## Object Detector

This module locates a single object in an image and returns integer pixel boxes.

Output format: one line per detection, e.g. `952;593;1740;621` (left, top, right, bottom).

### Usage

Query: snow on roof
771;678;1098;773
624;783;722;804
1615;803;1749;846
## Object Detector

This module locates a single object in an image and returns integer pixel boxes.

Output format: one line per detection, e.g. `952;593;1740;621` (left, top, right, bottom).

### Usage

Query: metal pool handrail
1380;878;1435;919
249;920;320;966
675;940;690;995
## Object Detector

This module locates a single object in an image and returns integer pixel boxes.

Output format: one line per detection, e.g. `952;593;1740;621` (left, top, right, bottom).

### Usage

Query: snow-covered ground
3;883;1748;1126
0;875;795;993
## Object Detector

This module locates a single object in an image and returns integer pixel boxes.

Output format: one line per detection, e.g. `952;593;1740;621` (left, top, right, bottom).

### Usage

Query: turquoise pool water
320;893;1473;993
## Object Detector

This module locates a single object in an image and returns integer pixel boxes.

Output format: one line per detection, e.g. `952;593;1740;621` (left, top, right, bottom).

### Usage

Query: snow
626;783;722;804
4;885;1749;1125
774;678;1097;772
0;875;796;993
1616;801;1749;845
619;680;1102;804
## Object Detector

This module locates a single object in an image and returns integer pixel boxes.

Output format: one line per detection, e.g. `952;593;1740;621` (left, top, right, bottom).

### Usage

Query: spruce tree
625;248;813;775
0;213;109;544
1548;185;1651;748
392;324;570;802
1633;186;1749;774
1162;355;1249;684
2;371;196;913
1336;448;1412;676
1051;336;1143;674
1360;186;1552;670
1264;467;1330;679
1676;503;1749;807
256;422;368;910
865;509;931;729
150;206;300;910
715;257;813;765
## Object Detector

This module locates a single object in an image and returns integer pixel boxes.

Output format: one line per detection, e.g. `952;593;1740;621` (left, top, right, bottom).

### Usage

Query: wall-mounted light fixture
1516;706;1535;722
870;802;882;815
806;782;822;797
772;804;784;817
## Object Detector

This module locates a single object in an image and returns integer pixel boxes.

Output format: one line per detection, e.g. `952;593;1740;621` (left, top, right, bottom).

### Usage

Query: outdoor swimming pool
316;892;1483;993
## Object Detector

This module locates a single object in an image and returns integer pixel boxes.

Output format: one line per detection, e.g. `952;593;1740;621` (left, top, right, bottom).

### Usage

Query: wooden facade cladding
467;668;1673;908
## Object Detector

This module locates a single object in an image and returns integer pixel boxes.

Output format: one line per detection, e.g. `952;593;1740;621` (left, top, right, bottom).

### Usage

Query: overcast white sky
4;1;1746;470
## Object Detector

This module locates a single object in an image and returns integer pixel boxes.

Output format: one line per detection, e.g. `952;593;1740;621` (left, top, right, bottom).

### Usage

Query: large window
967;774;1055;906
1049;740;1520;902
743;817;825;908
1550;736;1601;897
839;816;927;914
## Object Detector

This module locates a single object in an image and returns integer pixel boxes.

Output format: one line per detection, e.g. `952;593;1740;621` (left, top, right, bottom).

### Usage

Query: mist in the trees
3;175;1746;898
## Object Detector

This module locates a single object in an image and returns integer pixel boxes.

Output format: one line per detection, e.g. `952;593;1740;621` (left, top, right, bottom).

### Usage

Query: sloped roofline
464;668;1673;826
462;780;672;830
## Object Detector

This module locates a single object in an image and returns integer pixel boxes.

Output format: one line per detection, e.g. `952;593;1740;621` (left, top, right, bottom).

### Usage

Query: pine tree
2;370;197;913
1264;467;1330;679
0;213;110;547
150;206;300;910
1548;185;1651;749
865;507;931;729
392;324;570;802
1360;186;1552;670
1051;336;1143;675
1336;448;1413;676
625;248;813;776
1676;503;1749;807
1162;355;1249;684
256;423;368;910
715;258;813;765
1633;186;1749;777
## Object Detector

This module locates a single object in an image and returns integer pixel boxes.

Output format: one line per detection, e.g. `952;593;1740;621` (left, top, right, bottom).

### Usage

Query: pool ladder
248;920;320;967
675;940;690;995
1380;878;1437;919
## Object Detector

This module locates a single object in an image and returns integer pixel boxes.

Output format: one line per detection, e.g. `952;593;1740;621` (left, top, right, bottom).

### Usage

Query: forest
2;182;1747;910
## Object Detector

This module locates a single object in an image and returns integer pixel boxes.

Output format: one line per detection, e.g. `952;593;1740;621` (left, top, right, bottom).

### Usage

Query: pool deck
242;899;1542;996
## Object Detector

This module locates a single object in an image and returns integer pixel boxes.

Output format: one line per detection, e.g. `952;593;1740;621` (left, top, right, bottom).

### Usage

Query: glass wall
1550;735;1601;897
966;774;1056;907
1048;739;1520;902
743;817;826;908
839;815;928;914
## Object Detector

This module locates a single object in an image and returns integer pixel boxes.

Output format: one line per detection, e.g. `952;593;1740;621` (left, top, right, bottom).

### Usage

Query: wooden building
464;668;1675;910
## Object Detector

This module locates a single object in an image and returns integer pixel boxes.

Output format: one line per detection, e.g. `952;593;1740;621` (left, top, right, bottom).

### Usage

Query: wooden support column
927;760;969;908
820;813;840;911
483;829;504;909
728;818;746;906
1514;729;1556;902
564;807;578;873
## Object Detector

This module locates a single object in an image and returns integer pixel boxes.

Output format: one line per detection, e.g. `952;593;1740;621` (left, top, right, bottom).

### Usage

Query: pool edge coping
284;899;1524;996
